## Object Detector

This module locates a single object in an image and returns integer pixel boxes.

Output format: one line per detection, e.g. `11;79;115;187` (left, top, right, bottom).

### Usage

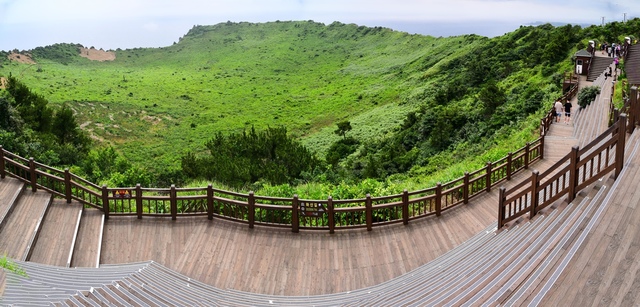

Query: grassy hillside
2;19;640;196
0;21;477;172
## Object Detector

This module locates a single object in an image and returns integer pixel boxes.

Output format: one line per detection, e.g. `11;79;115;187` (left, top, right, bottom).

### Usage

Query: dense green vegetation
0;76;89;166
2;19;640;197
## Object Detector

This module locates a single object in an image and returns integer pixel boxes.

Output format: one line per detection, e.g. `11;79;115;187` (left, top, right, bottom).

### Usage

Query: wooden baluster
365;194;372;231
0;145;5;179
102;185;109;219
616;114;627;179
170;184;177;220
29;157;37;192
136;184;142;219
248;191;255;229
328;196;335;234
524;143;530;169
530;170;540;218
485;162;492;192
207;184;214;221
568;146;580;203
292;195;299;233
463;173;469;204
402;189;409;225
64;168;72;203
498;187;506;228
435;183;442;217
506;153;513;180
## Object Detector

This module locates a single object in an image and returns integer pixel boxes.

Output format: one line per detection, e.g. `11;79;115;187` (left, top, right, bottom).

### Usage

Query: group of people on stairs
554;99;572;124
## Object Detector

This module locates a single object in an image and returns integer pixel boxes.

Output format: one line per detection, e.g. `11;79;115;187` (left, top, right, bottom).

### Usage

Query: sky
0;0;637;51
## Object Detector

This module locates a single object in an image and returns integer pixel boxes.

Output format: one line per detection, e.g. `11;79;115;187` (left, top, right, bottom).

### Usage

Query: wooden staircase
587;56;614;82
0;176;104;268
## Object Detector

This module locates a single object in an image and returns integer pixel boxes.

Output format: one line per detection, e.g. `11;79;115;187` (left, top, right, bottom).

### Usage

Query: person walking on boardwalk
555;99;563;123
564;99;572;124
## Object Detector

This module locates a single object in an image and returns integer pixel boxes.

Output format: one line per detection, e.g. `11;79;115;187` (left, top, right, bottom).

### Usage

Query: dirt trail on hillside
8;52;36;64
0;77;6;89
79;47;116;61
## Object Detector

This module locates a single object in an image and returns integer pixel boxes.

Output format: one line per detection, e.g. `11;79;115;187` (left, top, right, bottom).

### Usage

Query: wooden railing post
328;196;335;234
248;191;255;229
524;142;530;169
631;86;639;128
435;183;442;217
170;184;177;220
615;114;627;179
365;194;373;231
29;157;37;192
568;146;580;203
136;184;142;219
498;187;506;228
463;173;469;204
402;189;409;225
485;162;492;192
0;145;5;179
207;184;214;220
506;153;513;180
530;170;540;218
540;136;545;160
102;185;109;219
64;169;72;203
292;194;299;233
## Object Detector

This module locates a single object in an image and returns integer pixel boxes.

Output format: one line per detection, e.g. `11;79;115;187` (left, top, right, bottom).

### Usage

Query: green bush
577;86;601;108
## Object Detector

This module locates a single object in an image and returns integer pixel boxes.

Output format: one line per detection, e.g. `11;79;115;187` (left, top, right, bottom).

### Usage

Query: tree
478;80;506;119
52;103;78;144
334;121;352;138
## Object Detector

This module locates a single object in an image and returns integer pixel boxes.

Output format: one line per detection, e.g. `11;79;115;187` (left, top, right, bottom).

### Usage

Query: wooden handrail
498;114;628;228
3;93;594;232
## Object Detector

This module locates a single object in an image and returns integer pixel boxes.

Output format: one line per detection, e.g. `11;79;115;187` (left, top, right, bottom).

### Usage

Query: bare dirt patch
79;47;116;61
0;77;6;89
142;115;162;125
8;52;36;64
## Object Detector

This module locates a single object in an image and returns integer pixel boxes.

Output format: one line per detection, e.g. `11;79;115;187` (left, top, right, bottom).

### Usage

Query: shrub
577;86;601;108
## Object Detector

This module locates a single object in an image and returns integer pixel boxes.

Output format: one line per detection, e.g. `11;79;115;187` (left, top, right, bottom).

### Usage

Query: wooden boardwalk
96;124;577;296
539;133;640;306
28;200;82;267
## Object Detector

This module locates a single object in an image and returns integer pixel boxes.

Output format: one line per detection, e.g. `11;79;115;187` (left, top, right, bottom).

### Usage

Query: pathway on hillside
94;121;579;296
0;63;616;297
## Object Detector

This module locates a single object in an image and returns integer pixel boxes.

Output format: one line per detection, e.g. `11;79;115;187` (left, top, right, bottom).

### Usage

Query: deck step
0;189;51;261
0;177;25;231
29;200;83;266
71;208;104;268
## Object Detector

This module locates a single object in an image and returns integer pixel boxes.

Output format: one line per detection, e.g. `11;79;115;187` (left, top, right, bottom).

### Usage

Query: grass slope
1;21;478;172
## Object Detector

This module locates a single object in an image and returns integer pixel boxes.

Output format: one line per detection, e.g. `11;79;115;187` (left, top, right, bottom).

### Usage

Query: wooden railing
0;135;544;233
498;114;627;228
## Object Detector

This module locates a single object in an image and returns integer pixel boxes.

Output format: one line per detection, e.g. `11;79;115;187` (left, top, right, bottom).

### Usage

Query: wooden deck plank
29;200;82;266
540;132;640;305
0;177;23;227
71;208;103;267
0;190;50;260
0;108;580;297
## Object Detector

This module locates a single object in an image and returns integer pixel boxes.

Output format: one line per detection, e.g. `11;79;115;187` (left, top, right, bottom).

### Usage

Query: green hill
1;22;470;168
1;19;639;195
